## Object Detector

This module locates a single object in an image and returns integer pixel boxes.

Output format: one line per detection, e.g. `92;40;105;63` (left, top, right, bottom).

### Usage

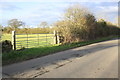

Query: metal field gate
15;33;55;50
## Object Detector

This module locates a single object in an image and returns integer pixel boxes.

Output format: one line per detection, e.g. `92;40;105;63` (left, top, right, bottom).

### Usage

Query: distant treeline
1;19;52;34
2;27;52;34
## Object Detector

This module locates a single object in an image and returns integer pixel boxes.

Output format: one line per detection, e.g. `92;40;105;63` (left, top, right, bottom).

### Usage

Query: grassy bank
2;35;119;66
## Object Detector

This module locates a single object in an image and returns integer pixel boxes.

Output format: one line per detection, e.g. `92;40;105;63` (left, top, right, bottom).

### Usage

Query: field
2;33;55;49
1;34;12;41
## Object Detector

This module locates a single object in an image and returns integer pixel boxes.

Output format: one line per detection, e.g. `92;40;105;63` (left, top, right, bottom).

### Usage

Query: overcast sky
0;0;118;27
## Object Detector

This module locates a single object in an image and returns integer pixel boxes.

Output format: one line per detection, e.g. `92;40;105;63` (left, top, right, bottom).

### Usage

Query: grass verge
2;35;119;66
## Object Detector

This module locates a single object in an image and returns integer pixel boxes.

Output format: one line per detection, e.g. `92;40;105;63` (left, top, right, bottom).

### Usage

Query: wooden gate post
12;31;16;50
57;31;60;44
54;30;57;44
54;31;60;44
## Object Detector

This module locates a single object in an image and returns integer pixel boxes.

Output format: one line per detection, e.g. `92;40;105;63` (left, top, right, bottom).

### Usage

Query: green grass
1;34;12;41
2;35;119;66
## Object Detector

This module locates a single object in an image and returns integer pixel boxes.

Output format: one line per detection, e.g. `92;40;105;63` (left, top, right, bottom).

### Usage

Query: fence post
46;34;47;46
38;34;39;45
12;31;16;50
57;31;60;44
27;34;28;48
54;30;57;44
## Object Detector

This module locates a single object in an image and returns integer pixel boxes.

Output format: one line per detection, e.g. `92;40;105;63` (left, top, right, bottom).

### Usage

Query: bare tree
8;19;25;30
39;21;48;28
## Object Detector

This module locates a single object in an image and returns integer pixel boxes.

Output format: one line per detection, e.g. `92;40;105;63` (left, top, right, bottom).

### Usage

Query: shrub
54;4;97;43
2;40;12;53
